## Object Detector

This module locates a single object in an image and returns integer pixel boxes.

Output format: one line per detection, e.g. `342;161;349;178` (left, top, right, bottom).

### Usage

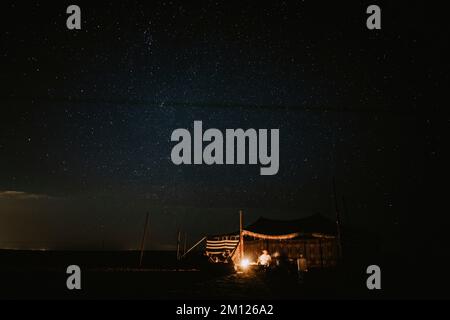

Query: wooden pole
332;177;343;262
181;236;206;259
176;229;181;261
319;239;324;269
342;196;348;222
139;212;150;268
100;224;105;251
239;210;244;261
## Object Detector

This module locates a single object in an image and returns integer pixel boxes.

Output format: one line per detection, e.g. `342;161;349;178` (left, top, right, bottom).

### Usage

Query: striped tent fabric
206;238;239;256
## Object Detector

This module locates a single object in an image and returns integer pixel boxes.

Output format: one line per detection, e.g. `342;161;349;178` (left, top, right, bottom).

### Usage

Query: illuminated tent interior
206;214;339;268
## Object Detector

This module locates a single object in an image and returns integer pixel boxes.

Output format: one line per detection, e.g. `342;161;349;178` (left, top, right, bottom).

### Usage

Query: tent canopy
243;213;337;238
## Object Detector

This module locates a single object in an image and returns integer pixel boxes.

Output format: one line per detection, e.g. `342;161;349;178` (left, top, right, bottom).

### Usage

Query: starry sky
0;1;447;251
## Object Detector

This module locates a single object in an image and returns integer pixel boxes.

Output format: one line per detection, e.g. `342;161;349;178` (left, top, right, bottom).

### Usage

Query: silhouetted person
297;254;308;283
297;254;308;272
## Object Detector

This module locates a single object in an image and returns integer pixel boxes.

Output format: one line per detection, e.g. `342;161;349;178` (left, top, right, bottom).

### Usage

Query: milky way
0;2;446;250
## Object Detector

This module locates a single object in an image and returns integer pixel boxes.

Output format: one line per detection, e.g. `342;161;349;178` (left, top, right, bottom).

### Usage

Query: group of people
257;249;308;273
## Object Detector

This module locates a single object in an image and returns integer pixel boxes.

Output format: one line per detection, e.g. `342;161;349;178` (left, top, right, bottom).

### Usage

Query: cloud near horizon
0;191;54;201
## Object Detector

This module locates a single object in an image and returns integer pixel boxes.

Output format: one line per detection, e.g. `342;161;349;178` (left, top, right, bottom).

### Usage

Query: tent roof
244;213;336;236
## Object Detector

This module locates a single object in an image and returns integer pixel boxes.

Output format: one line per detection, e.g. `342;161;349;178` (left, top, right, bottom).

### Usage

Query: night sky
0;1;447;252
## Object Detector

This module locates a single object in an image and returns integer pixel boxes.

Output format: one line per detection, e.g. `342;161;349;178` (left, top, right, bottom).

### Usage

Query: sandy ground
2;250;446;299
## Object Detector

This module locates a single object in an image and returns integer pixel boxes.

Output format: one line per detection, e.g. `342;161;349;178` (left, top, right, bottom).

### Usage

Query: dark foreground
0;250;447;299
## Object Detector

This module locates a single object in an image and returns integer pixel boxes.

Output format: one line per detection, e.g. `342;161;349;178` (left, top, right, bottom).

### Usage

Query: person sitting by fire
257;250;272;267
222;249;231;263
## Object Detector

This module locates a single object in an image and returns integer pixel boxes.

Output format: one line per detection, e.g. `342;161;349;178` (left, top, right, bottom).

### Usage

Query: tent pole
240;210;244;261
319;239;324;269
139;212;150;268
176;229;181;261
181;236;206;259
333;177;343;262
